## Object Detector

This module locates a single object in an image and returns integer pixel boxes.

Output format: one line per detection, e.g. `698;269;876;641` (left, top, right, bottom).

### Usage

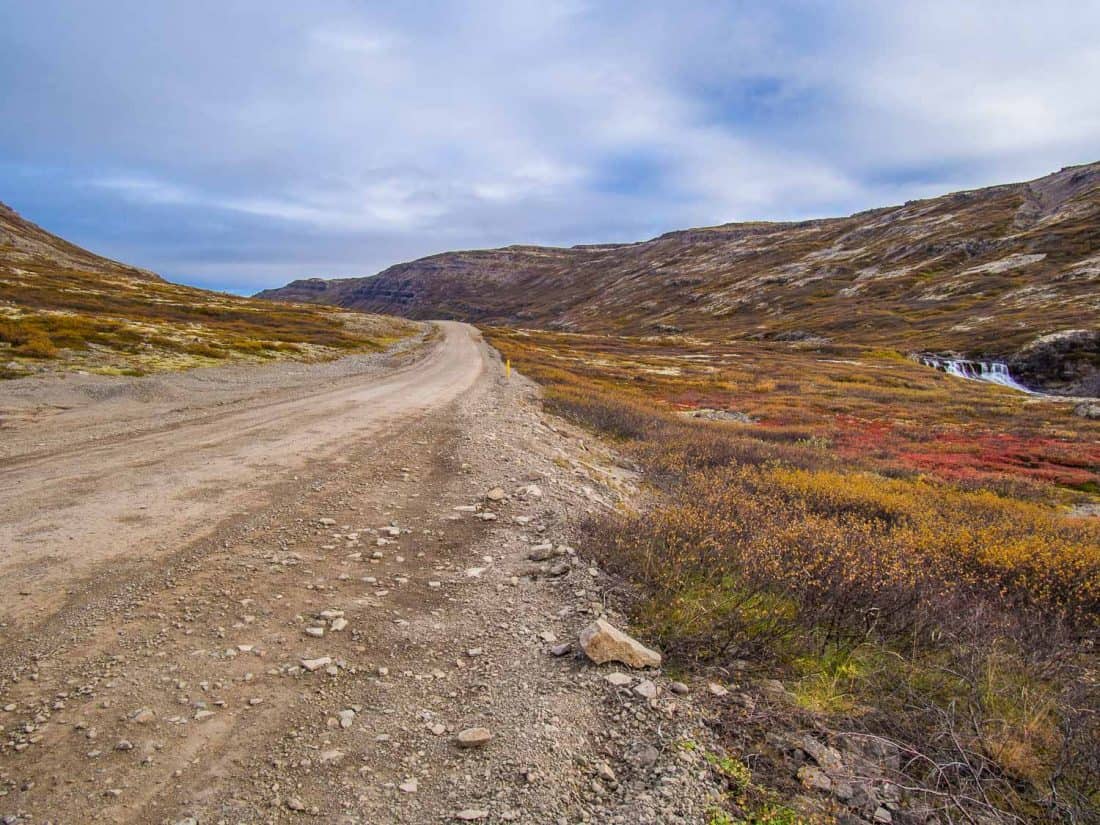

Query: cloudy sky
2;1;1098;293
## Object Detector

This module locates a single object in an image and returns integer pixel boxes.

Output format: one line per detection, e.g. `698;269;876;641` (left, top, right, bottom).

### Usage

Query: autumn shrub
485;326;1100;822
14;331;58;358
0;318;30;345
544;385;666;440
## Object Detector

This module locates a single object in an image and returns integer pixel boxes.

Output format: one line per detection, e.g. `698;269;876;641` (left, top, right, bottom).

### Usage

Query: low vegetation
0;246;419;379
487;327;1100;823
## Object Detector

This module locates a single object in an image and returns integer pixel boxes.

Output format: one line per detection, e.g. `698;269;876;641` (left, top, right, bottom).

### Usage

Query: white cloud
2;1;1098;291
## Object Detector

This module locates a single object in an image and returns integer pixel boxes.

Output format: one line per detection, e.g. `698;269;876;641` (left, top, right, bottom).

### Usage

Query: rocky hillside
259;162;1100;393
0;203;418;378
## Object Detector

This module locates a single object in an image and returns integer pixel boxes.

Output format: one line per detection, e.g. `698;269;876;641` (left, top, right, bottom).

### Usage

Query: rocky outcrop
1009;329;1100;395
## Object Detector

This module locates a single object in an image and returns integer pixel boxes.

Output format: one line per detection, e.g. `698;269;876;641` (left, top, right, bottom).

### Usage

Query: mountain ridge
257;162;1100;391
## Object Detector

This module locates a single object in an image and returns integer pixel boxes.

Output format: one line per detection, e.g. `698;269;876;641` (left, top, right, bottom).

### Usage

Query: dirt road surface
0;322;724;824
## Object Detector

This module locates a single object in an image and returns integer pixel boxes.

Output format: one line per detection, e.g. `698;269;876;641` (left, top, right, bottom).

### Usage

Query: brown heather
486;326;1100;824
0;202;418;378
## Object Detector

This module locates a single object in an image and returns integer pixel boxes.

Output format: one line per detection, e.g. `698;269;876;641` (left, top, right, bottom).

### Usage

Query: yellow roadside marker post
505;358;511;378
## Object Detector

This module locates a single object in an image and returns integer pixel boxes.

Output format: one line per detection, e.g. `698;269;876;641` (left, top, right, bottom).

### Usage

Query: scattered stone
669;681;689;695
319;749;345;764
399;778;418;794
578;619;662;668
455;727;492;748
634;679;658;700
486;487;506;501
455;810;488;821
286;797;306;812
707;682;729;697
330;617;348;632
759;678;797;704
625;743;660;768
605;672;633;687
304;627;325;638
797;765;833;792
801;735;843;771
301;657;332;672
527;543;558;562
549;643;571;657
130;708;155;724
873;807;893;824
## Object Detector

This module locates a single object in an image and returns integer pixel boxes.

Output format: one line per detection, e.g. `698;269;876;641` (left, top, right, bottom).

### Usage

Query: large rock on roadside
578;619;661;668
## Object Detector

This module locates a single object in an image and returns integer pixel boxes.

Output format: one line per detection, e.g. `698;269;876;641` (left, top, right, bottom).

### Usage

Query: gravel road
0;322;725;824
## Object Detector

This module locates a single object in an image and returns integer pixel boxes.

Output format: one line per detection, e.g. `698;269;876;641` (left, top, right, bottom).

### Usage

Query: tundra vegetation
0;204;419;378
487;327;1100;824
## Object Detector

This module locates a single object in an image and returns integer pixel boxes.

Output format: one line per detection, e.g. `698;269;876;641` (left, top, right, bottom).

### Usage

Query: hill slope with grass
0;202;419;378
259;161;1100;393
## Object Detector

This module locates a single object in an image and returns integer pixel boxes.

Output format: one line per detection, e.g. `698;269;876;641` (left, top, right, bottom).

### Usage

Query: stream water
914;355;1033;393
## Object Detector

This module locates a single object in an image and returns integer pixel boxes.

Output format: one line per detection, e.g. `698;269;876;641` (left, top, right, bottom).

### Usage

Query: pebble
456;727;492;748
301;656;332;672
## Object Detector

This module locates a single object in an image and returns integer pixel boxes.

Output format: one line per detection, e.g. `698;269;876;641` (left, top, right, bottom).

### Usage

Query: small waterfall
914;354;1033;393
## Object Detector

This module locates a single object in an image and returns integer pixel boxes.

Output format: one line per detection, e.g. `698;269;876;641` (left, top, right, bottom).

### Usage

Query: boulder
578;619;661;668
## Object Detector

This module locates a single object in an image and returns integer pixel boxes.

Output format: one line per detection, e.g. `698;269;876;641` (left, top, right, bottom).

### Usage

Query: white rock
578;619;661;668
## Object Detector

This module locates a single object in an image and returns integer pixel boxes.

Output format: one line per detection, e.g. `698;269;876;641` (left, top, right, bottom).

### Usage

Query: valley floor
0;323;727;824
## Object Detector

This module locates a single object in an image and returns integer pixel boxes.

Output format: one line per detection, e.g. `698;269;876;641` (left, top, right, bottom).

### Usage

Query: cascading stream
914;354;1033;393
